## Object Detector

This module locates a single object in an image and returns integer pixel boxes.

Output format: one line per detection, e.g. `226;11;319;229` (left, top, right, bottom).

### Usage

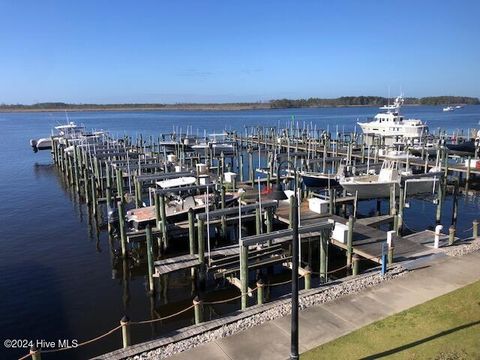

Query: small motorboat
126;192;239;230
443;106;455;112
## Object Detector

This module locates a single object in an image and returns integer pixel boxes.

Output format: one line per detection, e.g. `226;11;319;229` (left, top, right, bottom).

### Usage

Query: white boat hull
341;178;437;199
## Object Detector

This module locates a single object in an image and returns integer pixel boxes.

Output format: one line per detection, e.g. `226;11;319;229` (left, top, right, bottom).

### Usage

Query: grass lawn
301;280;480;360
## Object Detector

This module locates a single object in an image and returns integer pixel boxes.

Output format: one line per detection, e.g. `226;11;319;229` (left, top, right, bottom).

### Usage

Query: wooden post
159;194;168;250
398;183;404;235
193;296;203;324
304;265;312;290
436;177;443;224
352;254;360;275
91;174;97;217
239;154;244;182
118;201;127;258
473;219;479;239
319;232;328;283
197;218;205;266
248;148;254;183
120;315;131;348
390;184;397;215
346;215;354;267
328;188;334;215
116;168;124;200
105;164;112;209
188;209;196;255
255;207;261;235
289;195;294;229
30;346;41;360
448;225;455;246
388;246;394;266
221;185;227;238
465;156;471;193
256;279;264;305
146;225;155;294
154;192;161;229
240;244;249;310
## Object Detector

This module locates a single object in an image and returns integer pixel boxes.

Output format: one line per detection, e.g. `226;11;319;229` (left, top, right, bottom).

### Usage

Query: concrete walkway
169;251;480;360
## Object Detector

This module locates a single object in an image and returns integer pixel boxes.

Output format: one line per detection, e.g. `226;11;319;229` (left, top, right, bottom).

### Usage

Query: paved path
169;251;480;360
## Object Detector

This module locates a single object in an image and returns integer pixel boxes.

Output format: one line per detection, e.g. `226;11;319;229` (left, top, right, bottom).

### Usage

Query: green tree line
0;96;478;111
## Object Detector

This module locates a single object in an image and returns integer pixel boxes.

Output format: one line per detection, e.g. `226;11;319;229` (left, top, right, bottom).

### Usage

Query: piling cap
30;345;38;354
193;296;202;304
121;315;130;323
256;278;264;286
304;265;312;273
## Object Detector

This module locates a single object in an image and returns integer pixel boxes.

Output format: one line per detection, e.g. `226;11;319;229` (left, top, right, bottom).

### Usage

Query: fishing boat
126;191;239;230
30;121;85;152
357;96;428;138
443;106;455;112
340;159;439;199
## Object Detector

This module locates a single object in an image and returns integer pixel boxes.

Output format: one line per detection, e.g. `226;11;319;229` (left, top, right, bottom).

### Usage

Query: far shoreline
0;103;431;113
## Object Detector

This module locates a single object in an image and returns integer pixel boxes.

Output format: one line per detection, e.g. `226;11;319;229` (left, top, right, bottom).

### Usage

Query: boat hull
302;174;339;188
341;179;437;199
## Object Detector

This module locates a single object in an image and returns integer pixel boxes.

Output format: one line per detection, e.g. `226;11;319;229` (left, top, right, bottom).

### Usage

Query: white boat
156;176;197;189
340;159;439;199
455;105;463;109
443;106;455;112
191;133;236;155
30;121;86;152
358;96;428;138
126;192;239;230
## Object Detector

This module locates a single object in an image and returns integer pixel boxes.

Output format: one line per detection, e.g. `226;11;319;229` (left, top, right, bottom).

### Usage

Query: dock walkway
168;251;480;360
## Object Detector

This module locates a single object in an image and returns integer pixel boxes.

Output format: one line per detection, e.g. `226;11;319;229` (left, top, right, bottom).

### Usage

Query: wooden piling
30;346;41;360
319;231;328;283
304;265;312;290
352;254;360;276
240;244;248;310
346;215;354;267
145;225;155;294
120;315;131;348
256;279;264;305
118;201;127;258
193;296;203;324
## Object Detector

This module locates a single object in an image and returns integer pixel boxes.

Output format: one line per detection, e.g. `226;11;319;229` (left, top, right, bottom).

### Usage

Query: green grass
301;281;480;360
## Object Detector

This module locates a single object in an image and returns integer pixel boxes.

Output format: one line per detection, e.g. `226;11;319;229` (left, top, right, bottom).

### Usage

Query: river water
1;106;479;359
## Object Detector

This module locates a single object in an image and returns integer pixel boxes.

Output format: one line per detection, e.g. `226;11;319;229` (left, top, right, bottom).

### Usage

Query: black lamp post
269;160;299;360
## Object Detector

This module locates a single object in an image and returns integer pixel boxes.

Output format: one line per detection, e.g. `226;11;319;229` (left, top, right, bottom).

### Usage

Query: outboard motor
30;139;38;153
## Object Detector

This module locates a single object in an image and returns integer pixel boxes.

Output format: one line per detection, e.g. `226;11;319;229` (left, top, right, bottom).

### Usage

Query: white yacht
443;106;455;112
358;96;428;138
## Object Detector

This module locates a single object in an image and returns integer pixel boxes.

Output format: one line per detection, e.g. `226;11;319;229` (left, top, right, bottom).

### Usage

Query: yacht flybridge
358;96;428;139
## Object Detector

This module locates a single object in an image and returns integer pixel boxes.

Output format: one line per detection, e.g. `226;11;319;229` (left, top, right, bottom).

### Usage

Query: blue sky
0;0;479;104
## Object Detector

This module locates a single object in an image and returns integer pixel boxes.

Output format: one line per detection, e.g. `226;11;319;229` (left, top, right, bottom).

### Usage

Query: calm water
1;106;480;359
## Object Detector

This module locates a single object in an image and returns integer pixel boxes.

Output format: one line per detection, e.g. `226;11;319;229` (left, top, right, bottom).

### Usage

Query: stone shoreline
127;267;407;360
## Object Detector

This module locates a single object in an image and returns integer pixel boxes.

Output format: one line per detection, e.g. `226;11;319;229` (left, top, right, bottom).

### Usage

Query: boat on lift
340;157;439;199
358;96;428;139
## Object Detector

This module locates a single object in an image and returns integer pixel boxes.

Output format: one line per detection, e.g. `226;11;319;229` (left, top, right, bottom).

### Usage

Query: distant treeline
269;96;480;108
1;96;478;111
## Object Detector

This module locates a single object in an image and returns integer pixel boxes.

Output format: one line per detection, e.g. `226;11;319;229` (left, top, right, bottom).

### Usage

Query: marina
4;104;480;359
